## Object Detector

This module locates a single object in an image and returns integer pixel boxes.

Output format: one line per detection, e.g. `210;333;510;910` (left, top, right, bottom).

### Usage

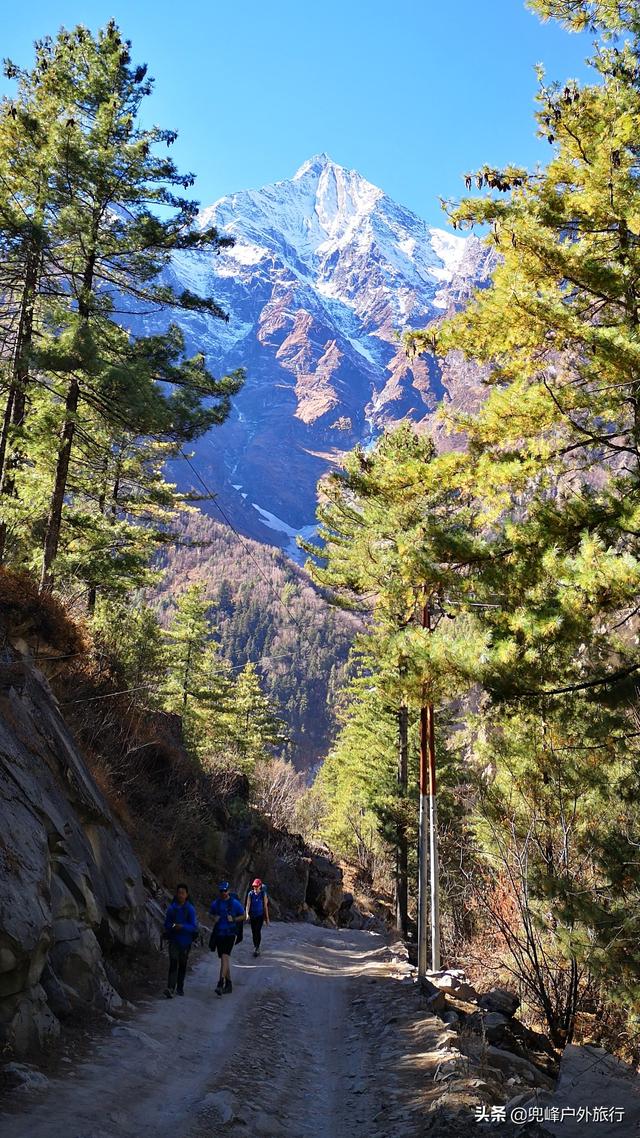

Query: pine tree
51;425;185;609
315;664;416;882
0;24;243;592
0;50;70;557
163;583;253;761
304;423;482;930
196;644;236;757
225;662;288;769
408;3;640;703
164;583;214;748
93;597;166;704
403;0;640;1027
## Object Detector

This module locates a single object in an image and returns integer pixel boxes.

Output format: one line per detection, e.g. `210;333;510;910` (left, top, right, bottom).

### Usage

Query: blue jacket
210;896;244;937
164;900;198;949
247;886;267;917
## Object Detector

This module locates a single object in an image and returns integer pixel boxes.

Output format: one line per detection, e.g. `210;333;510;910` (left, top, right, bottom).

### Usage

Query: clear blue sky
1;0;593;221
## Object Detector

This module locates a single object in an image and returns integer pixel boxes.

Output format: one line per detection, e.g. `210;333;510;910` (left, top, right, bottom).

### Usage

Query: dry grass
58;677;245;890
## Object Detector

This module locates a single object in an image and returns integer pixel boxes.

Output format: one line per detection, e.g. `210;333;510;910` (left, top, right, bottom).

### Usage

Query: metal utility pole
396;702;409;937
417;595;440;978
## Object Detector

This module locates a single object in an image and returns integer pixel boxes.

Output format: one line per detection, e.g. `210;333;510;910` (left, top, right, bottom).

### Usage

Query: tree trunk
0;387;16;500
39;377;80;593
0;237;40;490
86;458;110;616
396;703;409;937
39;235;97;592
0;388;16;561
0;235;42;562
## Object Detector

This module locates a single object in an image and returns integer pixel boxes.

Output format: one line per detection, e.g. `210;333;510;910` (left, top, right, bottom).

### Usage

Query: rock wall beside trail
0;641;350;1061
0;646;162;1058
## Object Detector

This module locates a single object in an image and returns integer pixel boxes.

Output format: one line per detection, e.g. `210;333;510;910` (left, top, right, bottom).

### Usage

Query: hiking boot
164;988;174;999
215;982;224;997
223;979;232;994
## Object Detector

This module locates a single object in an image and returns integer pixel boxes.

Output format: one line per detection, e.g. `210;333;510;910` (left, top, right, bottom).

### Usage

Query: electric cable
180;449;307;635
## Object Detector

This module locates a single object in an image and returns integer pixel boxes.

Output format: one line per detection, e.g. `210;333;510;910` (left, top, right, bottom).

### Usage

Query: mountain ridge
149;154;493;553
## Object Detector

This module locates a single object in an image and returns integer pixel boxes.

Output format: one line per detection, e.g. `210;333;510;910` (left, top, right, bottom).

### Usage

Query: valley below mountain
152;511;360;768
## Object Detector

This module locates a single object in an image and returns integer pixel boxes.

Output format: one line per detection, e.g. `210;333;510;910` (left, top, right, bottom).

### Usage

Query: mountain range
158;154;493;554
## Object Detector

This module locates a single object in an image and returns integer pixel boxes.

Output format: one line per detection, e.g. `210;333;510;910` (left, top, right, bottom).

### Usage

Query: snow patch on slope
429;228;467;278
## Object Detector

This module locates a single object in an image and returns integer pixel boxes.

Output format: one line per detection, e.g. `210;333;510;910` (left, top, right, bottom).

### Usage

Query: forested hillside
304;0;640;1058
152;512;359;767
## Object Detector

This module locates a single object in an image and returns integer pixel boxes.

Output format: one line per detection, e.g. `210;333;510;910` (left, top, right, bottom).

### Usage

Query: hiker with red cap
245;878;269;957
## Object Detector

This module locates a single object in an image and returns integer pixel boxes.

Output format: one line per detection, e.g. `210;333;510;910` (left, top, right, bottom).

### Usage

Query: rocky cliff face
146;155;493;554
0;644;161;1058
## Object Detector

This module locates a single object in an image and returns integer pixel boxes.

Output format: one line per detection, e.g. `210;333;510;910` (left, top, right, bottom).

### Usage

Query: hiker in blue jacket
209;881;244;996
245;878;269;957
164;883;198;998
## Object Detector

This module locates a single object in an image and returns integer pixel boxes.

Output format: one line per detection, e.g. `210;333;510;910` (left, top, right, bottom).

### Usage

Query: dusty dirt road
0;923;424;1138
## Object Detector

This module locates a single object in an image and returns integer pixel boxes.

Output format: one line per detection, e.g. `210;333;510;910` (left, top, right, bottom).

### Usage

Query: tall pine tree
0;24;243;592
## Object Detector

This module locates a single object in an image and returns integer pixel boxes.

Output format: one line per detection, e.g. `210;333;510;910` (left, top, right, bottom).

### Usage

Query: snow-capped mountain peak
292;153;383;235
292;152;335;179
429;227;467;276
200;154;388;270
160;158;494;554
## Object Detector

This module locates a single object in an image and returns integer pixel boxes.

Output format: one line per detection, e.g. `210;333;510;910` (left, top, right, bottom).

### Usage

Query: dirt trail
0;924;412;1138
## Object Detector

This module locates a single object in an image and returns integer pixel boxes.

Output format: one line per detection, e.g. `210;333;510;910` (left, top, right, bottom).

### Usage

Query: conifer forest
3;1;640;1126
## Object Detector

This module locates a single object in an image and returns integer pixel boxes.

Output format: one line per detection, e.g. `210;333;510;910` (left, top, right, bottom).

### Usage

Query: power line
179;449;307;634
60;651;298;704
62;682;162;705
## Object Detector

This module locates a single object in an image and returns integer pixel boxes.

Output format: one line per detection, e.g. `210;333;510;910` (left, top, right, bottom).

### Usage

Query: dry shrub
573;1003;640;1066
50;658;251;892
250;758;304;830
0;567;86;657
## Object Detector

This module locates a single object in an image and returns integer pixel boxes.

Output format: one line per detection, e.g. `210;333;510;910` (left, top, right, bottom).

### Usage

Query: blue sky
2;0;593;221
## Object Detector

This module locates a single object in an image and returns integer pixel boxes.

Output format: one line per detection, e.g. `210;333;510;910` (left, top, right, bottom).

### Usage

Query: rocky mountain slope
151;155;493;552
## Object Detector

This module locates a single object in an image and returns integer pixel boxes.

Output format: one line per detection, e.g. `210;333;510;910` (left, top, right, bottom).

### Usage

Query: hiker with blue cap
209;881;244;996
